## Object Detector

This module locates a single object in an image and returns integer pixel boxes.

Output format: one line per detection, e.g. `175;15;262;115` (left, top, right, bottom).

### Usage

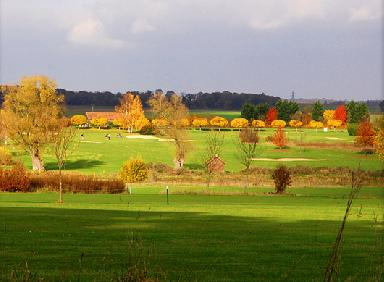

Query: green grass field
8;127;383;174
0;187;383;281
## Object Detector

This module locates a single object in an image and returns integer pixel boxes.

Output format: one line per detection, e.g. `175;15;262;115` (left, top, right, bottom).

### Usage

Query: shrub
0;162;30;192
192;118;209;127
355;120;376;150
71;115;87;126
210;116;229;128
272;165;291;194
29;173;124;194
272;127;288;149
139;123;155;135
121;159;148;183
347;123;358;136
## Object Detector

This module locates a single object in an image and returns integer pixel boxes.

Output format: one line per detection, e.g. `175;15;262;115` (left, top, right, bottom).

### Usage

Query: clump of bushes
139;124;155;135
29;173;125;193
272;165;291;194
121;159;148;183
0;162;30;192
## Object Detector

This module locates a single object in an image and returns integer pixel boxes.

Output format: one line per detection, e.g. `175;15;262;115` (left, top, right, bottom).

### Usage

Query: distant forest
58;89;281;110
0;88;382;112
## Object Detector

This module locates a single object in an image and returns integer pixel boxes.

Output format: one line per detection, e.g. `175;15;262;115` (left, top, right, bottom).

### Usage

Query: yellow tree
71;115;87;126
115;93;148;132
210;116;229;128
149;93;190;169
1;75;64;172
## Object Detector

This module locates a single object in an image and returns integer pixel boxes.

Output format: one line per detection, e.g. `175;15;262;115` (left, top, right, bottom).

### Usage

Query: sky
0;0;383;100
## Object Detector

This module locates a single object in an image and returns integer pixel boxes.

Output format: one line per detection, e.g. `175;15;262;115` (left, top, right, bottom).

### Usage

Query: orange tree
273;127;288;149
355;120;376;152
266;107;278;125
334;104;347;125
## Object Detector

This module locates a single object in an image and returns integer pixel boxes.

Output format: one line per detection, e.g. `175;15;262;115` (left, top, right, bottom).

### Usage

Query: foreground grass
0;187;383;281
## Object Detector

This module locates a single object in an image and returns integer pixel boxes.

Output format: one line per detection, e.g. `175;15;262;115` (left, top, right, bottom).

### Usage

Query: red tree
266;107;278;125
334;104;347;125
356;120;376;151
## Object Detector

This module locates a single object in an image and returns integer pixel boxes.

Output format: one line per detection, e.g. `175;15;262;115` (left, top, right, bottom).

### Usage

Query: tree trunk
31;150;44;172
58;168;63;203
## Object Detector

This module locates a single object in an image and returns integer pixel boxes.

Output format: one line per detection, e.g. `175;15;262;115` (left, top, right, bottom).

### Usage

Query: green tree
1;76;64;172
276;100;299;122
346;101;369;123
254;103;269;120
312;101;324;121
241;103;255;121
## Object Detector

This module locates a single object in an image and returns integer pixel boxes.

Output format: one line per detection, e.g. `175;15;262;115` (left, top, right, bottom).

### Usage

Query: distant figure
80;133;85;140
107;133;111;140
117;133;122;138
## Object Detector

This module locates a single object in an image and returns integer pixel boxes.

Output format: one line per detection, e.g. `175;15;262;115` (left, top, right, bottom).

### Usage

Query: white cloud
68;18;128;48
131;19;155;34
349;7;383;22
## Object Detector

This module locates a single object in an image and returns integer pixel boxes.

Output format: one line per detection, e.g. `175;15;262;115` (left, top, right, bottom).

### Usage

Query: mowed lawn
0;187;383;281
9;127;383;174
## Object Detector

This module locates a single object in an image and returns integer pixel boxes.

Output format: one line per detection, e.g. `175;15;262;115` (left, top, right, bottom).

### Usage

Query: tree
1;76;64;172
149;93;190;169
116;93;149;132
71;115;87;126
346;101;369;123
271;120;286;128
254;103;269;120
334;104;347;125
380;100;384;112
203;130;225;188
241;103;255;121
276;100;299;122
289;120;303;131
312;101;324;121
252;120;265;128
53;122;77;203
230;118;249;128
266;107;278;125
91;117;108;129
273;127;288;149
323;110;335;124
192;117;209;128
355;120;376;153
236;128;258;189
210;116;229;128
120;159;148;184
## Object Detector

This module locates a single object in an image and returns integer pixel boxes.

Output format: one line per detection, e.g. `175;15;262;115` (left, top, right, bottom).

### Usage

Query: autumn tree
266;107;278;125
355;120;376;153
334;104;347;125
1;76;64;172
230;118;249;128
210;116;229;128
116;92;149;132
203;130;225;188
149;93;190;169
71;115;87;126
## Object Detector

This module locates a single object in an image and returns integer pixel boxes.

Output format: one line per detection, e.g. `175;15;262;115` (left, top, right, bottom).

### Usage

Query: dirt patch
252;158;324;162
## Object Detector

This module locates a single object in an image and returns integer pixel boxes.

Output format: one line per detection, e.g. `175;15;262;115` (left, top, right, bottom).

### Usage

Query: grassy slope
10;128;383;173
0;187;383;281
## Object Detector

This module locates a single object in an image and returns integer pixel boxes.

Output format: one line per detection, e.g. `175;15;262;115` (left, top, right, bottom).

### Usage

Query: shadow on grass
0;206;382;281
45;159;106;171
184;163;204;170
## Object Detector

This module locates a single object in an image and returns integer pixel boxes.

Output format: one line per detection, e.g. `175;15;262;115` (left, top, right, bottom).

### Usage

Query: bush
272;165;291;194
121;159;148;183
272;127;288;149
139;123;155;135
0;162;30;192
29;173;124;194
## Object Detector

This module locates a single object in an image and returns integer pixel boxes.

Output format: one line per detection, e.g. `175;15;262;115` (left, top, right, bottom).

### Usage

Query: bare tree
203;130;225;188
236;128;259;190
53;122;77;203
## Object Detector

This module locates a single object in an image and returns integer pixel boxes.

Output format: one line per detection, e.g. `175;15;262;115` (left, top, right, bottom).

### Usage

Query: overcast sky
0;0;383;100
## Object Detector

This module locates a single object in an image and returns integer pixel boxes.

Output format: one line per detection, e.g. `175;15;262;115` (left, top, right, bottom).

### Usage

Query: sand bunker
252;158;323;162
80;141;102;144
125;135;193;142
325;137;344;140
